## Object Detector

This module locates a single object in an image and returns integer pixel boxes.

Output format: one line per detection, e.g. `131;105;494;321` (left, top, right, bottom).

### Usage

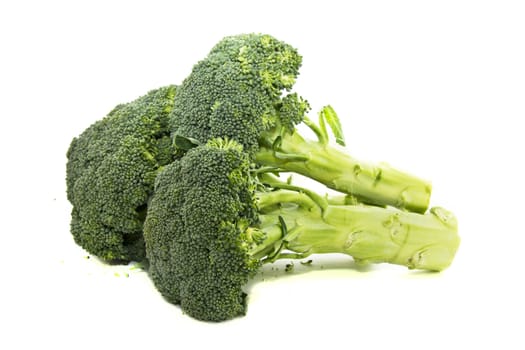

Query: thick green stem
255;200;459;271
256;131;432;213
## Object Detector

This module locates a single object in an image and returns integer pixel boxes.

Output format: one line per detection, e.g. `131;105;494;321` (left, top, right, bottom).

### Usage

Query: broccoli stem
256;131;432;213
253;191;459;271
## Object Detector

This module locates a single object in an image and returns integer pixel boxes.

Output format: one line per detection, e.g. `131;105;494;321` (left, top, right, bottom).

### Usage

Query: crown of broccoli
66;85;177;261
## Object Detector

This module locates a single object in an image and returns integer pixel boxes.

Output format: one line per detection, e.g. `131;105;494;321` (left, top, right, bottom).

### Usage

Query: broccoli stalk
256;109;432;212
170;33;431;212
252;189;458;271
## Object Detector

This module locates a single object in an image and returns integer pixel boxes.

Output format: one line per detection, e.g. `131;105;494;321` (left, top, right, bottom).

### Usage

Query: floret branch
256;105;432;213
142;138;460;321
169;33;432;212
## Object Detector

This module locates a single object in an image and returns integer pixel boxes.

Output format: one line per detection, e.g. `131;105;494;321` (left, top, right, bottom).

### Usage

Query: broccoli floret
170;34;302;154
169;33;432;213
66;85;177;262
144;138;259;320
144;138;459;322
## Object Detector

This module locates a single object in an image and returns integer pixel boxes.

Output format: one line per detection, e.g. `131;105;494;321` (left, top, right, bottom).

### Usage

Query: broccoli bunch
66;85;177;262
144;138;459;322
65;33;460;323
170;33;431;213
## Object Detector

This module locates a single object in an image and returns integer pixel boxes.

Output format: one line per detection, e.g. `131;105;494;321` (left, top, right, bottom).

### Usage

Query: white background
1;0;524;348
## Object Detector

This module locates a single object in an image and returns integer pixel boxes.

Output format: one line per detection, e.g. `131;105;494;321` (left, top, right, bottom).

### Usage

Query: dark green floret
170;33;304;155
66;85;177;262
144;138;260;320
144;138;459;322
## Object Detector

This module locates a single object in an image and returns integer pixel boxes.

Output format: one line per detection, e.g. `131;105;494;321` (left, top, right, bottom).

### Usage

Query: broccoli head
169;33;432;213
144;138;459;322
66;85;177;262
144;138;260;321
170;33;305;155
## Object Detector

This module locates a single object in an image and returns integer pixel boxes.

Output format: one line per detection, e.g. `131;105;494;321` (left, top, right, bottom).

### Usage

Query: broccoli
169;33;431;213
64;34;460;323
66;85;177;262
144;138;459;322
